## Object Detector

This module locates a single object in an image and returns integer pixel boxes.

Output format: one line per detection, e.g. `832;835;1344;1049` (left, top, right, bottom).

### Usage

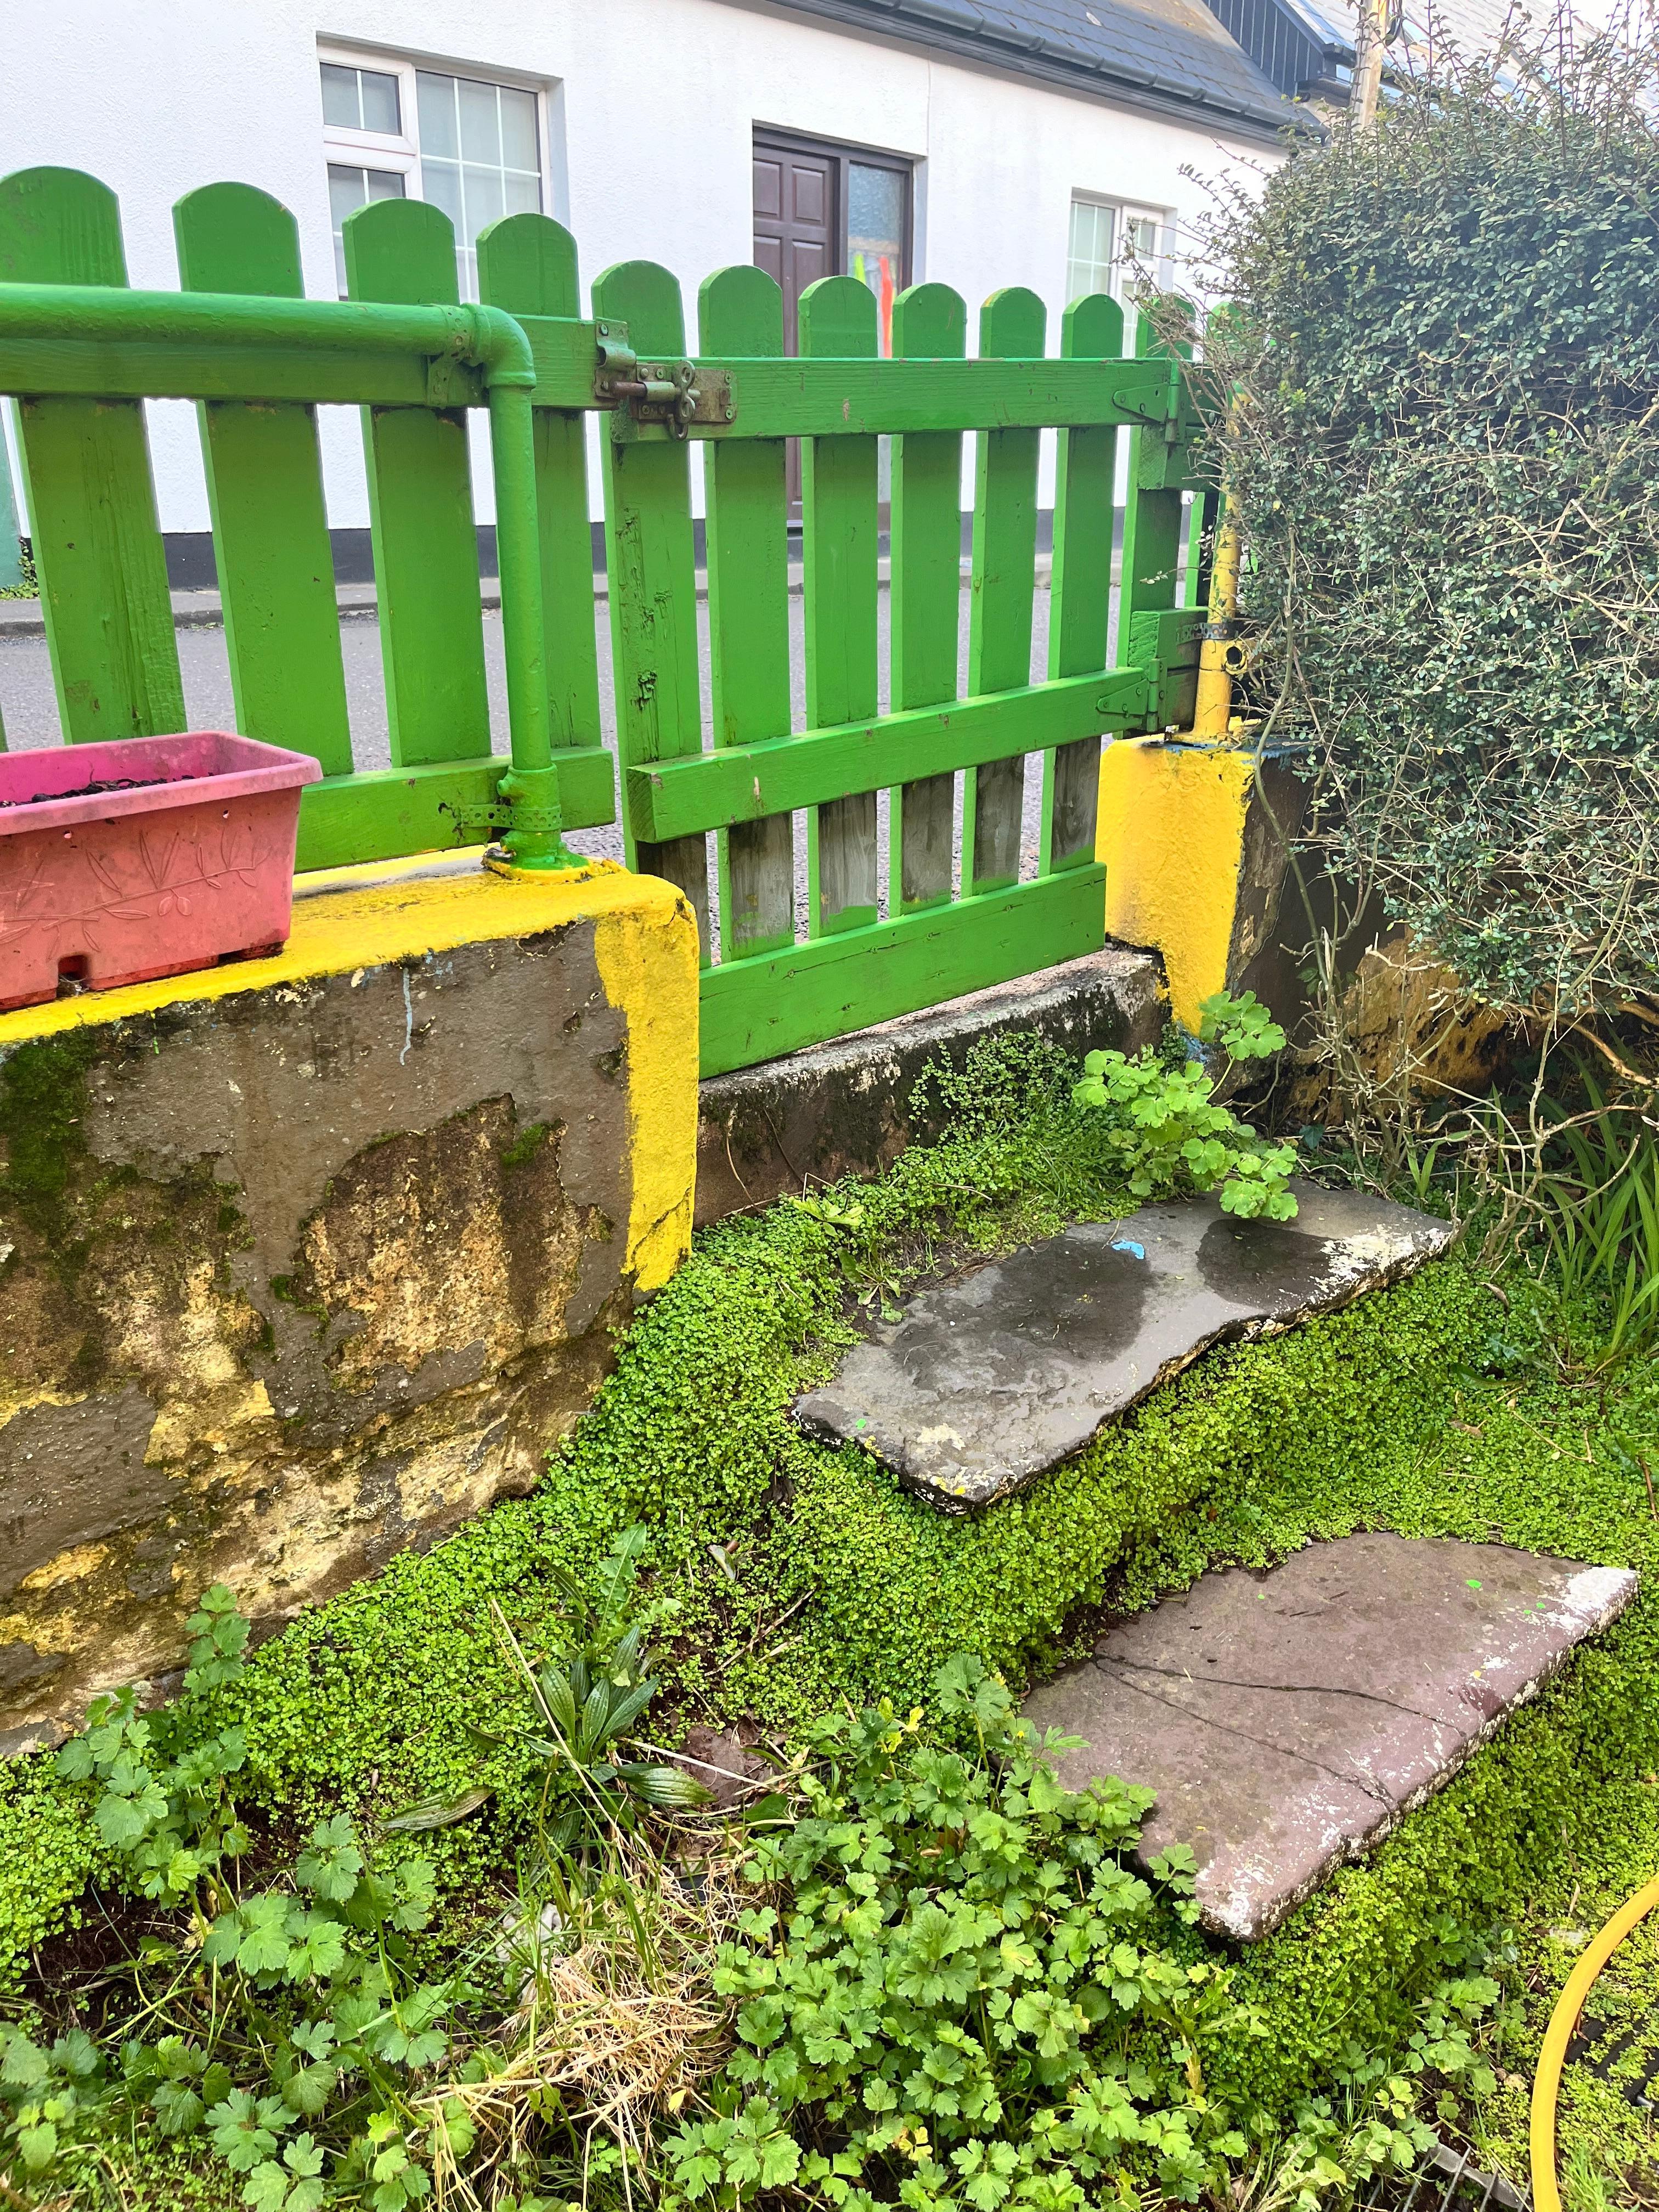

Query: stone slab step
1022;1532;1638;1940
793;1181;1453;1511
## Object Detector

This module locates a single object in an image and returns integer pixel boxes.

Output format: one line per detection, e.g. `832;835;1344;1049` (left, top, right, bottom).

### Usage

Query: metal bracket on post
593;324;735;438
448;769;570;865
1203;618;1256;682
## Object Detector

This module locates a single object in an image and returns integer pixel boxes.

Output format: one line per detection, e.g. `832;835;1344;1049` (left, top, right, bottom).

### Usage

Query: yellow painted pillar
1096;738;1258;1031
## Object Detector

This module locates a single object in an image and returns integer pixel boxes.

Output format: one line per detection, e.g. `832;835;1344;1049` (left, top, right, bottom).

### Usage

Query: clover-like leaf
295;1816;365;1901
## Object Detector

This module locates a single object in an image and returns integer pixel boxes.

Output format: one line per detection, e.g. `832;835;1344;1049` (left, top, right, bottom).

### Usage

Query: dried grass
425;1829;757;2211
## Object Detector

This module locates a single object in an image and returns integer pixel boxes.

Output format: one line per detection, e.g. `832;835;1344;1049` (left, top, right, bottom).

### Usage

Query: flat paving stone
1023;1532;1638;1940
793;1181;1453;1511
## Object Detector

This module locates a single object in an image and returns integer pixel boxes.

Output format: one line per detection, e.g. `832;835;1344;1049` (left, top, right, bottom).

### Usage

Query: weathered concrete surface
695;945;1162;1226
1023;1533;1638;1940
794;1181;1452;1510
1285;929;1515;1126
0;858;698;1753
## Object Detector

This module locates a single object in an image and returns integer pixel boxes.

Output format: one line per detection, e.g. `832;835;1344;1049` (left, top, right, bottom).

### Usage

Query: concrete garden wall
0;856;698;1754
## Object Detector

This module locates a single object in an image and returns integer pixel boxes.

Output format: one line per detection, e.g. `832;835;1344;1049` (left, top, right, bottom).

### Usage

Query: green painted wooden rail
0;164;1210;1073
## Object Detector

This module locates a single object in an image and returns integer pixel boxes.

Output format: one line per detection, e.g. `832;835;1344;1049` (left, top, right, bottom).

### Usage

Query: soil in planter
1;770;206;808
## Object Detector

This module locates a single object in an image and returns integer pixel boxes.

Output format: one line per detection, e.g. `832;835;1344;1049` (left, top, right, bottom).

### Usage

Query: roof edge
753;0;1318;144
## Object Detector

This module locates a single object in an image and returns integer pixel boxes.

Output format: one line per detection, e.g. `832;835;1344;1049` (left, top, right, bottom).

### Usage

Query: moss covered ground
2;1040;1655;2203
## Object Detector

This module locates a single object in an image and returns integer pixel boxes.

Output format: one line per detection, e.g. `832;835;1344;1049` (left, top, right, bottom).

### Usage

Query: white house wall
1;0;1276;533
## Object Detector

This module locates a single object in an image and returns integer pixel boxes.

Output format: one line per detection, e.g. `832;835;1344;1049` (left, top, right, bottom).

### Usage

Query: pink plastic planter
0;731;322;1014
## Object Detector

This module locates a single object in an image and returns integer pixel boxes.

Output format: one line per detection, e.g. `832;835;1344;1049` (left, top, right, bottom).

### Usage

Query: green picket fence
0;164;613;872
0;163;1207;1075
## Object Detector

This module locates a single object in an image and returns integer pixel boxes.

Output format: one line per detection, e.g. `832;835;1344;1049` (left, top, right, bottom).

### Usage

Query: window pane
458;76;501;163
848;162;904;257
422;157;462;229
330;165;401;296
328;162;369;225
462;163;504;240
1068;197;1114;300
359;67;400;134
499;85;538;171
416;70;459;159
845;162;905;356
503;170;541;216
320;64;361;129
329;166;405;226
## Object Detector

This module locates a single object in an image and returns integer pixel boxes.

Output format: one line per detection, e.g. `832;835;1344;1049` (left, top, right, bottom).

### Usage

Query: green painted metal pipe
487;375;574;868
0;280;496;372
0;280;578;866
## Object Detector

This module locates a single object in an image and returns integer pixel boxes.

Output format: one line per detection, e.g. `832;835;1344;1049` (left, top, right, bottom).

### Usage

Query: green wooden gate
592;262;1205;1075
0;165;1206;1076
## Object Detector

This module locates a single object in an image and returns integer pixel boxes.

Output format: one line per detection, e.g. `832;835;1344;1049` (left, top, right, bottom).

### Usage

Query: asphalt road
1;582;1108;950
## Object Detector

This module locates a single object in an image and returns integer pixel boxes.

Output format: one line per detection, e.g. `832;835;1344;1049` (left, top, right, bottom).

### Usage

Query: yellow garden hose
1530;1873;1659;2212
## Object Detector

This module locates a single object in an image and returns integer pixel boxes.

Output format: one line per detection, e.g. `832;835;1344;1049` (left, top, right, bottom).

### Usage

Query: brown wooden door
753;139;838;354
754;138;839;506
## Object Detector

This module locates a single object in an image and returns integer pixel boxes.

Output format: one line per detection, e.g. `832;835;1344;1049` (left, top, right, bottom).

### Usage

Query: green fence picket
1120;306;1200;732
1043;291;1122;873
1120;309;1183;629
594;259;708;956
799;276;880;938
343;198;490;773
698;264;794;960
888;283;967;915
964;286;1045;896
172;183;352;778
0;167;184;743
477;211;610;831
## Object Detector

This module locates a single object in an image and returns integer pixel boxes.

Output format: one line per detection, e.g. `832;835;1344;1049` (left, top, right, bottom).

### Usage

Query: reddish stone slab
1023;1533;1638;1940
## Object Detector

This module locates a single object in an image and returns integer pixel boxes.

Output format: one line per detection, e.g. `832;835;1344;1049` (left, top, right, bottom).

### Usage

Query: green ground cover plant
0;1036;1654;2208
1073;991;1297;1218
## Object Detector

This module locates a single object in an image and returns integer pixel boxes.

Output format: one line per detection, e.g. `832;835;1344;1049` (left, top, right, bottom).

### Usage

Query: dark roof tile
765;0;1303;135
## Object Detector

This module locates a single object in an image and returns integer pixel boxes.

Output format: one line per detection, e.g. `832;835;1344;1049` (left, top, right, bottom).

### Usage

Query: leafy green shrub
666;1653;1238;2211
2;1530;723;2211
1073;991;1296;1219
0;537;35;599
1198;29;1659;1020
54;1583;252;1909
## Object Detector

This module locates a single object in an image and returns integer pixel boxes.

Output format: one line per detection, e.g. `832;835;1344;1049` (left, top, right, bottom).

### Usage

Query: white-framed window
319;47;544;301
1065;194;1171;312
